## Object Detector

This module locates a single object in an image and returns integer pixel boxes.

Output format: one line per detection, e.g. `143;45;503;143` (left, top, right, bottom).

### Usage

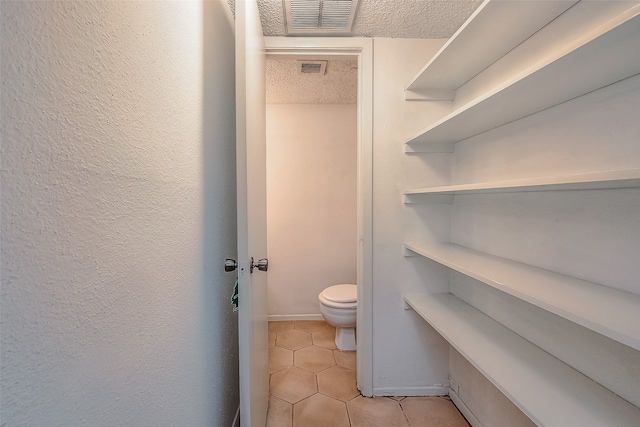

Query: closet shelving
404;0;577;98
404;4;640;151
403;0;640;424
404;241;640;351
403;293;640;426
404;169;640;202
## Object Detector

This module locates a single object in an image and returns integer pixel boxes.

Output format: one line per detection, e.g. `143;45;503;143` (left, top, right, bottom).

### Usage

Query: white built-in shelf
405;0;576;96
404;169;640;202
403;241;640;351
403;293;640;426
405;5;640;149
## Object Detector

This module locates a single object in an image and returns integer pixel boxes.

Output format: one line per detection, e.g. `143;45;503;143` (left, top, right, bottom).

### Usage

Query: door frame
264;37;374;397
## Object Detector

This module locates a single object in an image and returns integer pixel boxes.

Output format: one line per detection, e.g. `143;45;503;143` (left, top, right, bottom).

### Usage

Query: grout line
345;399;353;427
399;398;412;427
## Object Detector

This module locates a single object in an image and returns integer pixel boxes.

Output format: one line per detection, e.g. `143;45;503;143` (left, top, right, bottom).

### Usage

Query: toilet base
335;327;356;351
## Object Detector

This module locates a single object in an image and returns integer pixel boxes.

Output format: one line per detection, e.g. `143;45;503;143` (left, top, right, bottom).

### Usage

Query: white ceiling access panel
284;0;359;35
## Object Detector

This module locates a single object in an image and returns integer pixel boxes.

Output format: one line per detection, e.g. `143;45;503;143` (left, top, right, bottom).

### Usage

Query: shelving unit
405;0;576;96
404;169;640;202
405;5;640;150
404;241;640;351
401;1;640;423
403;293;640;426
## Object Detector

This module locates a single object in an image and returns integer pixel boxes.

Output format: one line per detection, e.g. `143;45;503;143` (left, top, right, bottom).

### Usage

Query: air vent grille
284;0;359;34
297;60;327;75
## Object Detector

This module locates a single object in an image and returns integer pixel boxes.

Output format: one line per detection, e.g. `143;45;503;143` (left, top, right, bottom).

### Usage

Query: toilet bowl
319;284;357;351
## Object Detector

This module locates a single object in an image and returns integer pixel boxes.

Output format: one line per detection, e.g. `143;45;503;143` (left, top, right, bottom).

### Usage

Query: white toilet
318;284;357;351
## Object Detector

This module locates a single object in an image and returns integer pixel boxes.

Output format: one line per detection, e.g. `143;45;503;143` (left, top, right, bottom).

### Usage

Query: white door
236;0;269;426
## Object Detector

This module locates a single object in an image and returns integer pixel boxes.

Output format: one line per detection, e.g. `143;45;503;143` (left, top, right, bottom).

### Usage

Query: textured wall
266;104;357;317
266;59;357;104
1;1;239;425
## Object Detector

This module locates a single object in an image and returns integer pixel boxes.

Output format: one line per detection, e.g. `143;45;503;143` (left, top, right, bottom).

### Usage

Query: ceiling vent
284;0;359;35
297;60;328;75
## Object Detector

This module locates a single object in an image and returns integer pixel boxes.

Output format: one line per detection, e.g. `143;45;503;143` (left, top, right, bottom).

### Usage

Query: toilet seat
319;284;357;308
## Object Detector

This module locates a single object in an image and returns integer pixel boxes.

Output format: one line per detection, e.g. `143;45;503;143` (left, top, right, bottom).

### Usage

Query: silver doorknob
224;259;238;272
250;257;268;273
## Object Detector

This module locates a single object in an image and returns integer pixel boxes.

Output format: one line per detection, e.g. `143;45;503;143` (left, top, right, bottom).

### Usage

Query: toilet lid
321;284;357;303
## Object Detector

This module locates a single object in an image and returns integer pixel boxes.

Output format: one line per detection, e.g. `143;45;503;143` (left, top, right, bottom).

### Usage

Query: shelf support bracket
404;194;454;204
405;143;455;154
405;89;455;102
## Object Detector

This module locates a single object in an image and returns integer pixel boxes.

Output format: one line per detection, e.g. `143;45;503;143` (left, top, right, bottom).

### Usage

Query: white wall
371;38;454;396
373;20;640;426
266;104;357;317
448;348;537;427
445;4;640;419
1;1;239;425
448;74;640;419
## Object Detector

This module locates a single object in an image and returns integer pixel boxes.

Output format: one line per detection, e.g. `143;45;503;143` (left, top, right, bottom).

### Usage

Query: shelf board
404;169;640;201
405;0;577;92
405;5;640;149
404;293;640;426
403;241;640;351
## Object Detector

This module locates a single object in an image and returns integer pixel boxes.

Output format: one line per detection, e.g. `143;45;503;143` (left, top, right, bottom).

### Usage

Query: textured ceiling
236;0;483;104
267;58;358;104
258;0;482;38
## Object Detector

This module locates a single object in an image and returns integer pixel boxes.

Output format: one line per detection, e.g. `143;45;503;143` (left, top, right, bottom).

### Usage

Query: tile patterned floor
267;320;470;427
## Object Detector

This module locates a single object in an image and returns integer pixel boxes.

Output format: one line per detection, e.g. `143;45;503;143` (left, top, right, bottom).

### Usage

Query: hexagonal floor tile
347;396;409;427
334;349;356;370
269;332;276;347
317;365;359;402
270;366;317;404
276;329;312;350
294;345;336;373
269;321;295;334
294;320;328;333
266;396;292;427
400;396;470;427
269;345;293;374
294;393;350;427
311;328;337;350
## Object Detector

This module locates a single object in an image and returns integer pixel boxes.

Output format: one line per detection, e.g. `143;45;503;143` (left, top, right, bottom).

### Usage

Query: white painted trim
449;388;483;427
356;38;374;399
268;314;324;322
231;405;240;427
265;36;372;51
264;37;374;398
372;385;450;397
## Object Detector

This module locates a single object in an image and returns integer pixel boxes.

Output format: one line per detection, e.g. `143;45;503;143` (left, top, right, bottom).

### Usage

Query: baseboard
231;405;240;427
449;388;482;427
372;385;449;397
268;314;324;321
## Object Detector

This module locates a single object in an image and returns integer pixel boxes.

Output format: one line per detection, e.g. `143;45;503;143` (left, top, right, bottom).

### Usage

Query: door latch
250;257;268;273
224;259;238;272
